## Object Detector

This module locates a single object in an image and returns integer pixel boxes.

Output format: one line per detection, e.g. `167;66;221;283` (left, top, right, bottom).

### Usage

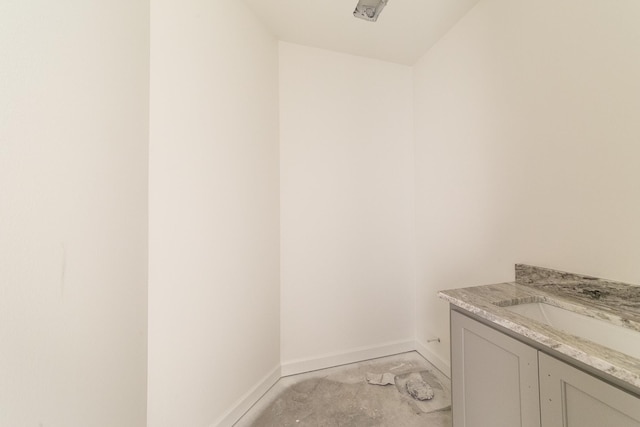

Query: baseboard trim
211;363;281;427
415;339;451;378
281;339;416;377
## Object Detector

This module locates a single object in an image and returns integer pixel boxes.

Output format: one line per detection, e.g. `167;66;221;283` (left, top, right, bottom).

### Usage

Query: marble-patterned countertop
438;264;640;393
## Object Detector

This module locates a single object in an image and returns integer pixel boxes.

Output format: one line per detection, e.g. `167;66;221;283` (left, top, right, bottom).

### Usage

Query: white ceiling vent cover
353;0;389;22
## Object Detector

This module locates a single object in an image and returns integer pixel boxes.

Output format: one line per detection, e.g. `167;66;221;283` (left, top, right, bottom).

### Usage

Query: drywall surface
279;42;415;367
0;1;149;426
148;1;280;425
414;0;640;367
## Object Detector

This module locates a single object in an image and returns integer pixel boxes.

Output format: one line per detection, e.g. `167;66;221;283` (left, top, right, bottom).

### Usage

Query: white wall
279;42;415;372
414;0;640;371
148;1;280;425
0;1;149;426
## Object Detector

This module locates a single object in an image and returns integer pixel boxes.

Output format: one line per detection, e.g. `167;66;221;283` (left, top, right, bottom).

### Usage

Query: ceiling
243;0;481;65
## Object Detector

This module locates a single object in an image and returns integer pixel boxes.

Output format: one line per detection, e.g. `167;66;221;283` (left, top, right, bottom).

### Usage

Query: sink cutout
503;301;640;360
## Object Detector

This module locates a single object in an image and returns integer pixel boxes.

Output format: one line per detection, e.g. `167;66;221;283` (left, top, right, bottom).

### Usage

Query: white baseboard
281;339;416;377
415;339;451;378
211;364;281;427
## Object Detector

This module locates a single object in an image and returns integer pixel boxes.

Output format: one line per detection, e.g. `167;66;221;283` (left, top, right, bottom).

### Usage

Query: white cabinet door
539;353;640;427
451;310;541;427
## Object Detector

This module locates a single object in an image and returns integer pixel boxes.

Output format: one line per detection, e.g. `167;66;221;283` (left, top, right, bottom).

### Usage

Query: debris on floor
406;377;434;401
395;370;451;414
365;372;396;386
365;369;445;408
235;352;452;426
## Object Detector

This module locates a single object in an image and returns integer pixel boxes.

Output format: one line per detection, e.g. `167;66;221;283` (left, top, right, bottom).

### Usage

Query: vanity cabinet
539;352;640;427
451;310;540;427
451;309;640;427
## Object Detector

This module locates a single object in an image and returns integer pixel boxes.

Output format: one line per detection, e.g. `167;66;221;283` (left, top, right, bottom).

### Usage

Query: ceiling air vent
353;0;389;22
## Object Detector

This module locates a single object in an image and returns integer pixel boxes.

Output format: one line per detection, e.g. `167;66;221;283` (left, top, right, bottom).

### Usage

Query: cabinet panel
451;310;540;427
539;353;640;427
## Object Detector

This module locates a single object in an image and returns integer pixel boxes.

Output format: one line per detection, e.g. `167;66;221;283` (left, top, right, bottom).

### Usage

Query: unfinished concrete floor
235;352;452;427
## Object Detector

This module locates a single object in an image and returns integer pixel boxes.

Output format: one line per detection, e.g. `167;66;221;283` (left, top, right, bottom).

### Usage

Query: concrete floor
235;352;452;427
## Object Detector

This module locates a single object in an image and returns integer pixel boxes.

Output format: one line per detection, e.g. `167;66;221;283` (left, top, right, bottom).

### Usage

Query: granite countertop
438;264;640;393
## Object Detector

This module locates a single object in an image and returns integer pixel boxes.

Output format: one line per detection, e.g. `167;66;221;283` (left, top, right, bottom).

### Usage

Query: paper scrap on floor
365;372;396;386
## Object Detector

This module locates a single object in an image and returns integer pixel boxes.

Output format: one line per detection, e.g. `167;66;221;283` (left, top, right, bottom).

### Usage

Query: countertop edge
439;282;640;393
